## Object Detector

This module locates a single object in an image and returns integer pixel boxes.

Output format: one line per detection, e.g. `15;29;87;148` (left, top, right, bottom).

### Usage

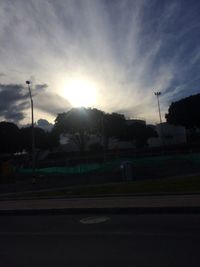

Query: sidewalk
0;194;200;214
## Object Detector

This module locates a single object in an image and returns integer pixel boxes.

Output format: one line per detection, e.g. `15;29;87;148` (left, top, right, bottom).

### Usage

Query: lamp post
154;92;162;124
154;91;164;148
101;113;106;162
26;80;35;176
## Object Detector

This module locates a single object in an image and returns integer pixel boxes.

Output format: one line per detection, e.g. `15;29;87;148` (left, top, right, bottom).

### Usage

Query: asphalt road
0;214;200;267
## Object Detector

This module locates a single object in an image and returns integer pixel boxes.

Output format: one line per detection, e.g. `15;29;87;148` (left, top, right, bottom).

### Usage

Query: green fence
19;153;200;175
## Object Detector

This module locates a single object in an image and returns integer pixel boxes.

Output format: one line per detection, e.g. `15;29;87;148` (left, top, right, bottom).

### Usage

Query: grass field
2;175;200;200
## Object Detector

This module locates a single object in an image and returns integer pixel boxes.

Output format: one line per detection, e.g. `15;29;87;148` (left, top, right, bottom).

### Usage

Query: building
148;122;187;147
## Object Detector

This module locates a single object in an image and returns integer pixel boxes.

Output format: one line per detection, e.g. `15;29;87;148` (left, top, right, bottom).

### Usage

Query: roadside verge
1;195;200;215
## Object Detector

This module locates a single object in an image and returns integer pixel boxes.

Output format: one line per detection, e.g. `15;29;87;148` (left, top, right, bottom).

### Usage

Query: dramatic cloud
36;119;53;132
34;86;71;116
0;84;29;121
0;82;71;122
0;0;200;123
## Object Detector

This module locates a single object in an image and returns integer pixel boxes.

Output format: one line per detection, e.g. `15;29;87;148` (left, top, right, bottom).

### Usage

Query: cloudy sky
0;0;200;125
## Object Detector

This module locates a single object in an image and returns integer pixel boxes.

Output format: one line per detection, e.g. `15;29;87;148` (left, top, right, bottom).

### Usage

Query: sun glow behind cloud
61;78;98;107
0;0;200;123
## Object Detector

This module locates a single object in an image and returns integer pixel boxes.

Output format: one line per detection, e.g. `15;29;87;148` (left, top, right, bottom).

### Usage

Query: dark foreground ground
0;213;200;266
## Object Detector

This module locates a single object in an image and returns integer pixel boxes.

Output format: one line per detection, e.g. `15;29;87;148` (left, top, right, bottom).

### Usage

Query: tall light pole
154;91;164;148
26;80;35;175
101;113;106;163
154;92;162;124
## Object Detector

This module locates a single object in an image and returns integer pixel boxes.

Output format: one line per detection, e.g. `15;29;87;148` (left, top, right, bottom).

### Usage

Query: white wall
148;123;187;147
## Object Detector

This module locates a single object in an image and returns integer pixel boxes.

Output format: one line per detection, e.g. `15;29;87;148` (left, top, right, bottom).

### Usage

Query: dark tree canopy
20;127;59;151
0;121;20;153
0;121;59;154
121;123;157;148
166;94;200;129
54;107;158;151
54;108;104;153
54;108;126;152
104;113;126;139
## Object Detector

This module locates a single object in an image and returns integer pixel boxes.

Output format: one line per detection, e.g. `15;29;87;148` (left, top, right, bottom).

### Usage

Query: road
0;213;200;266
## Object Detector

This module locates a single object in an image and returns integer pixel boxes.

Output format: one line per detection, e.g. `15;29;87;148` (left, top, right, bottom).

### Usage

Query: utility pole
154;91;165;148
154;92;162;124
26;80;35;177
101;114;106;162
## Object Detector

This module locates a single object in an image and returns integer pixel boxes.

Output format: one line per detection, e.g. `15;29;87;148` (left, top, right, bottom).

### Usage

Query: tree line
0;108;157;154
166;93;200;129
53;108;157;153
1;92;199;155
0;122;59;154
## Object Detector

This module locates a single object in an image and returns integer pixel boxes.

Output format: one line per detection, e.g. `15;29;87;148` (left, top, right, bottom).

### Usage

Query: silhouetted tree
166;94;200;129
103;112;126;149
48;130;59;149
122;123;157;148
54;108;104;153
20;127;59;151
54;108;126;153
0;121;21;153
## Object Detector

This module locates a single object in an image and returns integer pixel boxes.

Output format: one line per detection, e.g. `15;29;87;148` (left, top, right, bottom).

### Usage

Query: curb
1;192;200;201
1;206;200;215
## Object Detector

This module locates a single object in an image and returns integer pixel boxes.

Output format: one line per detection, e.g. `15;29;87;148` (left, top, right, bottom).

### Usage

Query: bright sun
62;79;97;107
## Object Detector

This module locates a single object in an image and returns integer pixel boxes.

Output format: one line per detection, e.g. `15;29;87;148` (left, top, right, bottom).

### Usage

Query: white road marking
80;216;110;224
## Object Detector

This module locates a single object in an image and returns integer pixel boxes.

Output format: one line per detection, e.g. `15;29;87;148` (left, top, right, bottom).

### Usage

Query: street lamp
154;92;162;124
101;113;106;162
26;80;35;176
154;91;164;148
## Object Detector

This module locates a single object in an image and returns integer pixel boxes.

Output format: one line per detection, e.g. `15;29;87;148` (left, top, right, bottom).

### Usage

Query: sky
0;0;200;126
